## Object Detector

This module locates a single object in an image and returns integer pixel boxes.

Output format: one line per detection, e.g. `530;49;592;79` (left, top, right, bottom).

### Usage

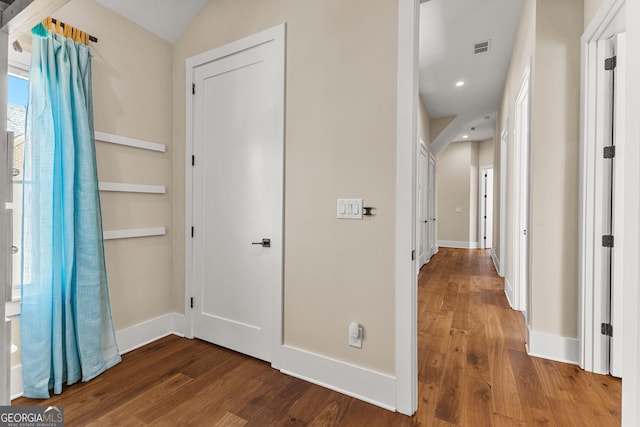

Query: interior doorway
583;31;626;378
479;167;494;249
417;141;429;269
513;63;531;318
428;153;437;258
186;25;285;365
498;125;508;278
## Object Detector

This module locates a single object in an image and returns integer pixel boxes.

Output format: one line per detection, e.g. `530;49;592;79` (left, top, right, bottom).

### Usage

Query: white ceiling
95;0;522;152
419;0;523;154
95;0;208;44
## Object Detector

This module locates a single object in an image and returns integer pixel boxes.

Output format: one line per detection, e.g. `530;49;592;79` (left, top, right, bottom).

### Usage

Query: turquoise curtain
20;23;120;399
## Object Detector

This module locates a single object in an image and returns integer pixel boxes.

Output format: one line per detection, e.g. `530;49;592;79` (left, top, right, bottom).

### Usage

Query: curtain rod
50;18;98;43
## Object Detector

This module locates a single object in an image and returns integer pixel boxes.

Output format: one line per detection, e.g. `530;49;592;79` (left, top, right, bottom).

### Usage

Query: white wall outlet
349;321;363;348
455;207;463;213
337;199;363;219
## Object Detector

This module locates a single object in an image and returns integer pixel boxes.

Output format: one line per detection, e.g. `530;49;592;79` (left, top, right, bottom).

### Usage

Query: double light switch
337;198;363;219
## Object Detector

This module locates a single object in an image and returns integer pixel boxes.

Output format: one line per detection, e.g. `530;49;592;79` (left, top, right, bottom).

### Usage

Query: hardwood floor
416;248;621;426
14;248;621;426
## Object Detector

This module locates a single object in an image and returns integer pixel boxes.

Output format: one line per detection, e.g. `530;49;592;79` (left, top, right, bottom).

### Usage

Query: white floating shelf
95;131;166;153
99;182;166;194
103;227;166;240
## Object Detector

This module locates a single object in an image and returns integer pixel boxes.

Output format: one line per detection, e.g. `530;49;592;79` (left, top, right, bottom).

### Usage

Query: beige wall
479;138;494;167
495;0;583;338
11;0;174;367
418;96;432;151
173;0;398;374
55;0;174;331
495;0;536;291
437;141;472;243
437;139;491;246
530;0;582;337
584;0;605;30
430;115;456;143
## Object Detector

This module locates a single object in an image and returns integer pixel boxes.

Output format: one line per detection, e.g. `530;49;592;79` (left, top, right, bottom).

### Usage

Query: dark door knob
252;238;271;248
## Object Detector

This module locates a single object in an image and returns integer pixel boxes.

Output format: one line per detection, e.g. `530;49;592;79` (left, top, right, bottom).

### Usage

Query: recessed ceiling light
462;135;469;139
456;81;465;87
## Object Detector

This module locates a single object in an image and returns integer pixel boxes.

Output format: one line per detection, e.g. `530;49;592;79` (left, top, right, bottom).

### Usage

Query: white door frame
184;24;286;369
512;63;531;316
579;0;628;375
621;0;640;423
498;125;508;278
479;166;493;250
0;30;9;406
417;140;429;270
428;153;437;258
581;1;640;423
395;0;419;416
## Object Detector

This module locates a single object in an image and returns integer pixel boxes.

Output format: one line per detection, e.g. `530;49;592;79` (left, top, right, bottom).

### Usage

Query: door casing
479;166;493;250
579;1;627;377
498;125;508;279
428;153;437;258
513;62;531;318
185;24;286;369
417;141;429;269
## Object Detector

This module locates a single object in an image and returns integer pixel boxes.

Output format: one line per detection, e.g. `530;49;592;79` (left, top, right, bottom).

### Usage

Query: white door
417;143;428;268
480;168;494;249
428;154;437;257
190;26;284;363
513;64;531;317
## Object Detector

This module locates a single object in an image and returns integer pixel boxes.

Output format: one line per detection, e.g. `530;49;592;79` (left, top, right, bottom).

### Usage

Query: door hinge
191;226;194;238
602;235;614;248
411;250;415;261
605;56;617;71
603;146;616;159
192;155;195;166
192;83;195;94
190;297;194;309
601;323;613;337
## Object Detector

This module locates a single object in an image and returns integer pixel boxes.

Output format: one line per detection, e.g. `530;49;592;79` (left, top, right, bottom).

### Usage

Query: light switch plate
337;198;363;219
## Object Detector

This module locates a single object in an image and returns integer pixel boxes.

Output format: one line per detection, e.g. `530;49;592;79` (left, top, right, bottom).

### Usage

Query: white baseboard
13;315;401;412
10;313;185;399
504;277;515;309
438;240;479;249
526;325;580;365
11;312;186;400
279;345;396;411
10;364;22;400
116;313;185;354
491;249;502;276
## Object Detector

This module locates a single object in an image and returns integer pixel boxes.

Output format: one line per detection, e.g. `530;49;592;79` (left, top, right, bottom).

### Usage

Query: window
8;49;29;302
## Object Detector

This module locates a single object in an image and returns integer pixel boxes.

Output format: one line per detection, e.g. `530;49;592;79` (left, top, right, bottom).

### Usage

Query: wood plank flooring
14;248;621;426
416;248;621;426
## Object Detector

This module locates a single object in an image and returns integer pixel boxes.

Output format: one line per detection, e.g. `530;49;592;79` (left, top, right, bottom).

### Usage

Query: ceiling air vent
473;40;491;55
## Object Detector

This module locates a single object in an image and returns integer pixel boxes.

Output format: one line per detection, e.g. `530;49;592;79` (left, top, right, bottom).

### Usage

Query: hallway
13;249;621;425
417;248;621;426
